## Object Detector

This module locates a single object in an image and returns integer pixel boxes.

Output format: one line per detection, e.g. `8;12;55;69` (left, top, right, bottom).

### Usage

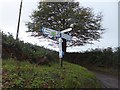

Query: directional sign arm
61;33;72;41
41;27;60;37
61;28;72;33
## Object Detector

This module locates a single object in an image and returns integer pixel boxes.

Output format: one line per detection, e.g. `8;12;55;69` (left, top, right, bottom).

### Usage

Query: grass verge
2;58;102;88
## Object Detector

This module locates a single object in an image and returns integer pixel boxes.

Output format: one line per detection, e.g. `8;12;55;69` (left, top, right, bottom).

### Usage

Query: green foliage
65;47;119;69
2;32;58;65
2;58;102;88
26;2;104;46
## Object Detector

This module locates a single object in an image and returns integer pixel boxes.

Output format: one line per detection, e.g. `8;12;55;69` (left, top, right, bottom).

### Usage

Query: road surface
89;70;119;88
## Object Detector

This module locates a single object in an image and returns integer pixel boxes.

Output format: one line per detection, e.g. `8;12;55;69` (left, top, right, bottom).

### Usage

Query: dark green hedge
2;32;58;65
65;47;119;69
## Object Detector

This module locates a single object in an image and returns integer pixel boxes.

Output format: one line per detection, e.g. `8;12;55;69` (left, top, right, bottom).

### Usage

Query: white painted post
59;38;63;67
59;38;63;58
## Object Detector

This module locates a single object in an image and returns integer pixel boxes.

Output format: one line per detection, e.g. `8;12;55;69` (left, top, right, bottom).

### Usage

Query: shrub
2;32;58;65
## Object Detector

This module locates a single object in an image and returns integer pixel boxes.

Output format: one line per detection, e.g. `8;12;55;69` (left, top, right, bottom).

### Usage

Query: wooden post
59;58;63;67
16;0;23;40
16;0;23;76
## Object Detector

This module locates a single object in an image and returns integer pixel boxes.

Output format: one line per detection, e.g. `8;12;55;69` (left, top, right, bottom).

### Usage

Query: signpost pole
62;38;66;56
60;58;63;67
59;37;63;67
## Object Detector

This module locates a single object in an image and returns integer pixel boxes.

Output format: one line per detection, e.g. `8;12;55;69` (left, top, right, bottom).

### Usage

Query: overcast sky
0;0;119;52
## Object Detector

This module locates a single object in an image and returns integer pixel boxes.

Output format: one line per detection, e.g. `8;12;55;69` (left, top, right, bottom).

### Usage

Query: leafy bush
2;32;58;65
65;47;119;69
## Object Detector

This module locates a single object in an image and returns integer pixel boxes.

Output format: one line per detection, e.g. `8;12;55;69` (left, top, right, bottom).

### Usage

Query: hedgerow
2;32;58;65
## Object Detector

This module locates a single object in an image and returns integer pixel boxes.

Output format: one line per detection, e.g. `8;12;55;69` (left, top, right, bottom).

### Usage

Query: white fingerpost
59;38;63;58
41;27;73;67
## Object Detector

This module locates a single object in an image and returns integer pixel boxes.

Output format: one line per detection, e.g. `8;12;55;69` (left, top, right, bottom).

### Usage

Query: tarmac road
89;70;119;88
